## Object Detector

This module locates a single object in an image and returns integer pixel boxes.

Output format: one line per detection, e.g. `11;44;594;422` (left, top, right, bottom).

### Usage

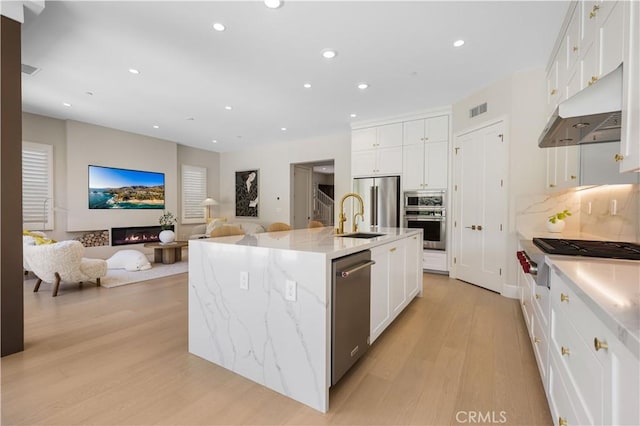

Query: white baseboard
501;283;519;299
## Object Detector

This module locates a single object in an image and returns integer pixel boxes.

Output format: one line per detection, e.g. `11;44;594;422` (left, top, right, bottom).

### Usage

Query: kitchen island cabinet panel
189;227;422;413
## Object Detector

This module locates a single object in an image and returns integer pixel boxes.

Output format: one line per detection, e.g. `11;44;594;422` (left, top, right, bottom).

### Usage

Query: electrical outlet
587;201;592;215
610;199;617;216
240;271;249;290
285;280;297;301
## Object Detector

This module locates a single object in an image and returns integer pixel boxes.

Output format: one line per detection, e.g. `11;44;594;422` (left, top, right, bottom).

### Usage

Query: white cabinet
370;245;391;343
402;116;449;191
620;0;640;172
547;267;640;426
388;241;406;318
546;58;560;119
402;141;448;190
405;235;421;300
352;123;402;151
352;123;403;176
422;249;447;272
403;116;448;145
369;234;422;343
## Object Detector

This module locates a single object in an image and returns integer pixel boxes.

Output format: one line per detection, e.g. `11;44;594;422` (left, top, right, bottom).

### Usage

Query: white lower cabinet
520;265;640;426
370;234;422;343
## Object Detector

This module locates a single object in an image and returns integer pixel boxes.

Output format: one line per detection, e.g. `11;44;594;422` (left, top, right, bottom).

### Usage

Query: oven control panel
516;251;538;275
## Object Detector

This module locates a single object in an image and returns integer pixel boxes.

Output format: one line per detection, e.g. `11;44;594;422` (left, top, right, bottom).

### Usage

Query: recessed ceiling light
303;83;312;89
453;39;465;47
264;0;282;9
281;127;287;131
321;49;337;59
186;117;195;121
153;125;159;129
85;91;94;96
357;83;369;90
225;106;233;110
212;139;218;144
212;22;226;32
350;113;357;118
62;102;72;107
129;68;140;75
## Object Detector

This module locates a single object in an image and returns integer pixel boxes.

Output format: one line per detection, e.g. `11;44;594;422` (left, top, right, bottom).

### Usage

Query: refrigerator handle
374;185;379;226
370;185;376;226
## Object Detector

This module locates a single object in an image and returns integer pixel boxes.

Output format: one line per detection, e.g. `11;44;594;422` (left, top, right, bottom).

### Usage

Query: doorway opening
291;160;335;229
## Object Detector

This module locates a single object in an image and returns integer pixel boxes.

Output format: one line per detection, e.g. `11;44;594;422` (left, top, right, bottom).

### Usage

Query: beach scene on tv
89;165;165;209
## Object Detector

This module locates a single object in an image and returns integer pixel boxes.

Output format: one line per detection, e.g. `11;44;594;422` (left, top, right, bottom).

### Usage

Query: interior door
453;121;506;293
293;165;312;229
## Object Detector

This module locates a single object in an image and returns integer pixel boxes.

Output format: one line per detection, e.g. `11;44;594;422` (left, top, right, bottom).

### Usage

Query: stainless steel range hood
538;65;622;148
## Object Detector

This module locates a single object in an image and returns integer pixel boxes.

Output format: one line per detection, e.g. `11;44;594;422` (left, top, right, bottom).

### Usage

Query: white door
453;121;506;293
293;165;312;229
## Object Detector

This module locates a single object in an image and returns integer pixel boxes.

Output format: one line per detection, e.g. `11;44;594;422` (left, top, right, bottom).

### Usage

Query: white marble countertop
191;226;422;260
546;257;640;359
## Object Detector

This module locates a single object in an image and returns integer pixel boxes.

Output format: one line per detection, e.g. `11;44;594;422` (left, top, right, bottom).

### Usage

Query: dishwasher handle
339;260;376;278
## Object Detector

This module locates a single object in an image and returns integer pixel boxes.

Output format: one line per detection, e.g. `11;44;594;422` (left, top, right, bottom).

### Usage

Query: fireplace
111;225;173;246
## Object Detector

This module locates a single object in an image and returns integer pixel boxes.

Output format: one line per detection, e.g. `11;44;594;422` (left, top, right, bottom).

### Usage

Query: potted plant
547;209;571;233
158;211;176;244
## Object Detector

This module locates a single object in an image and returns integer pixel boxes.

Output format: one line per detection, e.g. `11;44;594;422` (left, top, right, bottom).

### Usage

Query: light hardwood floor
1;273;551;425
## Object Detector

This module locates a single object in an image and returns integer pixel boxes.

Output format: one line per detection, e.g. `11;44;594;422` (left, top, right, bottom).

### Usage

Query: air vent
470;102;487;118
21;64;40;75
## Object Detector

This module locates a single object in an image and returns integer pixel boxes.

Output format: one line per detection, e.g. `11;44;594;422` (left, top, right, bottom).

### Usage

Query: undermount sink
336;232;385;239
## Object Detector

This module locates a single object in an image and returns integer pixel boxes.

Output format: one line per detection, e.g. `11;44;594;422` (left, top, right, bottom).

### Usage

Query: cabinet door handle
390;247;397;252
570;175;577;180
573;46;579;52
560;293;569;303
559;417;568;426
550;89;557;96
477;225;483;231
614;153;624;162
535;294;541;300
465;225;476;230
534;337;540;344
549;184;557;188
594;337;608;351
561;346;570;356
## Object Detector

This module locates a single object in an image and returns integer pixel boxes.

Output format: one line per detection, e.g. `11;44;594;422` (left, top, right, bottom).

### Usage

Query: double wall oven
403;190;446;250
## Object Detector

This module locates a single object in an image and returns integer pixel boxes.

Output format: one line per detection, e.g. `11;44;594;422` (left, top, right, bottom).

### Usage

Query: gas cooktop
532;238;640;261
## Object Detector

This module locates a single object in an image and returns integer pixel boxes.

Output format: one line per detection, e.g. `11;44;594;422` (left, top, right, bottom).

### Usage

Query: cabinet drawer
549;354;580;426
550;305;605;425
422;250;446;272
532;304;549;390
550;269;612;365
532;285;550;330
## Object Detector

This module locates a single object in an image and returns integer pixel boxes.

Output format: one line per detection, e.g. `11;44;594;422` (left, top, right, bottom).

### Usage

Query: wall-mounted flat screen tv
88;165;165;209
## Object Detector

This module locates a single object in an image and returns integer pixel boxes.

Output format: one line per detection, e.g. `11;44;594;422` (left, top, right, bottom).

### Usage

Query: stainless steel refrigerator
352;176;400;229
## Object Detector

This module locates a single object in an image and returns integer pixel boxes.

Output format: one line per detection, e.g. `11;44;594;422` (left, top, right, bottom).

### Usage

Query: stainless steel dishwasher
331;250;375;385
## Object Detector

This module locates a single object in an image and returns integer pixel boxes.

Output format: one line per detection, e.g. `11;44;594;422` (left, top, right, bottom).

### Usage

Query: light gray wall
219;133;350;227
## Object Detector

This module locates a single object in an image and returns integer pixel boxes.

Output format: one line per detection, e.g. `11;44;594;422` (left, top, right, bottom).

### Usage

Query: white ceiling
21;1;569;153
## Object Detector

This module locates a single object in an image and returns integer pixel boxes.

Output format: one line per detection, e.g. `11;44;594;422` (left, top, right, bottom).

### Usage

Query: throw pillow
106;250;152;272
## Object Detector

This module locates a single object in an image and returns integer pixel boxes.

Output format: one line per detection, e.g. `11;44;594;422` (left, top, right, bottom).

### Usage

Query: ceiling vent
21;64;40;75
470;102;487;118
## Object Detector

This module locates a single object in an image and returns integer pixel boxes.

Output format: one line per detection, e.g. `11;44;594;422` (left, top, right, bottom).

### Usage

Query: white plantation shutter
22;142;54;230
181;165;207;224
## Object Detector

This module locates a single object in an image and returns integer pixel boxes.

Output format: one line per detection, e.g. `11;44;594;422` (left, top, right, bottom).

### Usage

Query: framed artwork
235;170;259;217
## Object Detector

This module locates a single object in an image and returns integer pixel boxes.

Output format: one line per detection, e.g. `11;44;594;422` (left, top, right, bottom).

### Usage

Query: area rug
99;261;188;288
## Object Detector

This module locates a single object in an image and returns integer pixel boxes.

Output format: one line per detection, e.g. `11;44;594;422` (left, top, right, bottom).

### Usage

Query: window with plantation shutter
181;165;207;224
22;141;54;230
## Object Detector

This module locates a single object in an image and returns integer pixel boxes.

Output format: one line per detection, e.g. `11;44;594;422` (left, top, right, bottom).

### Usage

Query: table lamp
201;197;219;222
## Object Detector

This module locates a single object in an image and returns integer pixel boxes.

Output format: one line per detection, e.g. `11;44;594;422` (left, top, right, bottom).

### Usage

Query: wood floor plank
1;272;551;425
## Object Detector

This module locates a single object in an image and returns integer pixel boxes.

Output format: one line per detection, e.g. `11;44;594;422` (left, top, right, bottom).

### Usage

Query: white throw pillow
106;250;152;272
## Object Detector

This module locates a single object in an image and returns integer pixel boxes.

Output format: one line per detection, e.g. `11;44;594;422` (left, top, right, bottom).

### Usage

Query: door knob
477;225;483;231
465;225;476;230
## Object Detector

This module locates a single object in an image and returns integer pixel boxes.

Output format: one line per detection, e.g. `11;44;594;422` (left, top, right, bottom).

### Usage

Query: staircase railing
314;187;334;225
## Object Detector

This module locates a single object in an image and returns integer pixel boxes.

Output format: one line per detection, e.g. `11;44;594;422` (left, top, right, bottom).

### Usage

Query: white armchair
24;240;107;297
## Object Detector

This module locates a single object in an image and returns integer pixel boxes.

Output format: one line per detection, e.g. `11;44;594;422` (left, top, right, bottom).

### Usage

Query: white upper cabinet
402;116;449;191
620;0;640;172
598;0;624;78
351;123;403;176
352;123;402;152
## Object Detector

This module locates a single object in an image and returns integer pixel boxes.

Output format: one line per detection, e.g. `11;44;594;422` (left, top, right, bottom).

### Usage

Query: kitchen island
188;227;423;412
